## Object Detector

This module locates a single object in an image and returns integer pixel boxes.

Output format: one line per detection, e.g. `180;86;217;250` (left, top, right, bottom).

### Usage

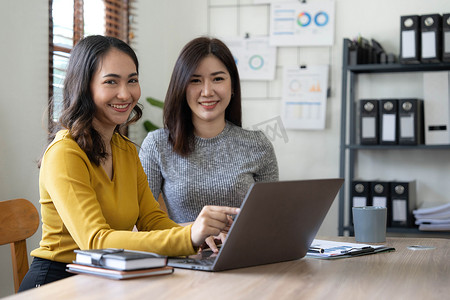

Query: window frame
48;0;133;135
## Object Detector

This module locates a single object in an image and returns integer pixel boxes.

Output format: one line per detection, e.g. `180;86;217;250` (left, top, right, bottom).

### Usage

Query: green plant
143;97;164;132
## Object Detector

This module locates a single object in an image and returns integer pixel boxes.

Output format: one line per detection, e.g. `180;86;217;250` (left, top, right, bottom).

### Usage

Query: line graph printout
281;65;328;130
270;0;335;46
224;36;277;80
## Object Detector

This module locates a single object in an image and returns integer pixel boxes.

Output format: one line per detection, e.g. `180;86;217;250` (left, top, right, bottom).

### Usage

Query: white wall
131;0;450;240
0;0;48;296
1;0;450;297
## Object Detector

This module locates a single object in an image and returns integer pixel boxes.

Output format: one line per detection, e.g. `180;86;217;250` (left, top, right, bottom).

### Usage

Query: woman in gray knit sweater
139;37;279;231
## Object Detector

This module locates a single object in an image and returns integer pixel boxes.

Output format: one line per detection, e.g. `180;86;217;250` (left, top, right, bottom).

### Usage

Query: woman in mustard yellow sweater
19;35;239;292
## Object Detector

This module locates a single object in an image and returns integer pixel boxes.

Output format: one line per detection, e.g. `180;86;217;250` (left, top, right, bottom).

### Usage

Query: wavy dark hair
163;36;242;156
44;35;142;166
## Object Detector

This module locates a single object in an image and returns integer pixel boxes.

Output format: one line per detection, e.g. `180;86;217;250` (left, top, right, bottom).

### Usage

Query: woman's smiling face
90;48;141;134
186;55;232;128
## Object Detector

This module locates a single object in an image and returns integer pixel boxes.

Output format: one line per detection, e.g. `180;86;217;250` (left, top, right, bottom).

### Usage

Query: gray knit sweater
139;122;279;223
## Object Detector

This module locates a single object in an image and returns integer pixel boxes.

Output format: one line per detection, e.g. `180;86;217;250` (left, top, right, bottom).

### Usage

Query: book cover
74;248;167;271
67;263;174;280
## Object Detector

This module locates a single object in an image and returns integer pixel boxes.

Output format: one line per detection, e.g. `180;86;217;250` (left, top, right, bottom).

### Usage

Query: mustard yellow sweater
31;130;196;263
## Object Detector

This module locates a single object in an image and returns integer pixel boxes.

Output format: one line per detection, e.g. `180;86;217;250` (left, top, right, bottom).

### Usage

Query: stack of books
413;203;450;231
67;248;174;280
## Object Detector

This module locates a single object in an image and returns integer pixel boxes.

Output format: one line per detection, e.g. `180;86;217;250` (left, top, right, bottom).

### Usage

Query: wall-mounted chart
281;65;329;130
270;0;335;46
224;36;277;81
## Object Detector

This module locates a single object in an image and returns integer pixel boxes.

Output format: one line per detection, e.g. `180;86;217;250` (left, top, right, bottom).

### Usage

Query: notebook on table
168;178;344;271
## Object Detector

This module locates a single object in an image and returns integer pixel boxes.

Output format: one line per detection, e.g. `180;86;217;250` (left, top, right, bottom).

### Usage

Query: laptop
168;178;344;271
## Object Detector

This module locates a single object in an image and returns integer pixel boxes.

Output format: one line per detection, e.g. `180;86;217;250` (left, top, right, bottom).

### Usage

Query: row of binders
359;98;424;145
400;13;450;63
351;180;416;228
347;37;395;65
359;70;450;146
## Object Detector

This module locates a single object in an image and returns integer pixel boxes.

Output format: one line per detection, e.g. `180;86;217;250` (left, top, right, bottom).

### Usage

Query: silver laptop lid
169;178;344;271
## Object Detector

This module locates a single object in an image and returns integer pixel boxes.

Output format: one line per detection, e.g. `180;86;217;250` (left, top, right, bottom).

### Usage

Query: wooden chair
0;198;39;293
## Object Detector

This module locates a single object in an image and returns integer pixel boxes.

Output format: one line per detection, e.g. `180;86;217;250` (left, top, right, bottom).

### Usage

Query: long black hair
163;36;242;156
46;35;142;166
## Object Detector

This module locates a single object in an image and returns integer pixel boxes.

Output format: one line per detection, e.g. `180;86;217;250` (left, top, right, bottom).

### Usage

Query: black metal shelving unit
338;38;450;237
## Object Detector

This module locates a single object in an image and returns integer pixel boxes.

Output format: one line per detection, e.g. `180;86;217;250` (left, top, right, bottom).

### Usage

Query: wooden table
4;237;449;300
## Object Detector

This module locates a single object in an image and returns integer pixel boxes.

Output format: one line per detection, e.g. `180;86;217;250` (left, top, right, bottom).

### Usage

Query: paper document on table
306;239;395;259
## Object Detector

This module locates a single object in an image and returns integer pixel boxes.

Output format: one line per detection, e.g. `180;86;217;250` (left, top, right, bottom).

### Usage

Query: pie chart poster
270;0;335;46
225;36;277;81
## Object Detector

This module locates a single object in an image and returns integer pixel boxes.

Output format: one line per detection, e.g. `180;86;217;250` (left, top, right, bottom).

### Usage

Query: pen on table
341;246;374;255
308;246;325;254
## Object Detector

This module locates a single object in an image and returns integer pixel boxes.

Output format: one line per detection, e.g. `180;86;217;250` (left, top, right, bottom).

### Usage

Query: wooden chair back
0;198;39;293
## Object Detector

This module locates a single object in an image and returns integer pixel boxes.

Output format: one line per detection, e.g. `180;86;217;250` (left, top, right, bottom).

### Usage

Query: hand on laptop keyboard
190;205;240;251
199;237;223;253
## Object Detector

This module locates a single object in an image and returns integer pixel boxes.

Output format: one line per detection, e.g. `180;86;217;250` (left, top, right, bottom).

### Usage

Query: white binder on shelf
423;71;450;145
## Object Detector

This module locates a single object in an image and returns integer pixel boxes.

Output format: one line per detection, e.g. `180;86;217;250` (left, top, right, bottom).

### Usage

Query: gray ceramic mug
352;206;387;243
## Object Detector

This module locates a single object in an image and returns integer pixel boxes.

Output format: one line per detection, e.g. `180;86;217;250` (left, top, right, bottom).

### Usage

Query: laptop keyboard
174;250;218;266
179;258;215;266
168;248;220;268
